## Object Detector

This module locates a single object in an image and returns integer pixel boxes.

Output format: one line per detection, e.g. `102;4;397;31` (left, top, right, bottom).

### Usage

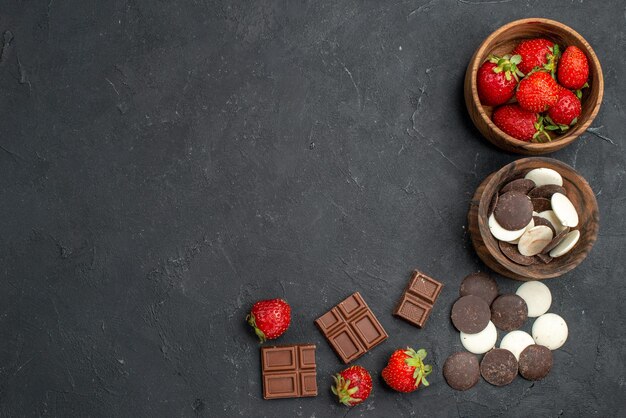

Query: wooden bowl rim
468;18;604;152
477;157;599;279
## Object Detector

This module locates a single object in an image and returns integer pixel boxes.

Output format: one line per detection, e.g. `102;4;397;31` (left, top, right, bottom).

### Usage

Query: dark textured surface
0;1;624;417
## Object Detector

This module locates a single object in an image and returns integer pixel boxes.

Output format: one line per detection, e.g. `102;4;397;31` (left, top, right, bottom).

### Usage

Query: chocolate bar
393;270;443;328
315;292;387;364
261;344;317;399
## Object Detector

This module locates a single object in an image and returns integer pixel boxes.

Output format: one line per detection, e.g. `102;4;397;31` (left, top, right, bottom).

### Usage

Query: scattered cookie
499;241;537;266
537;210;568;234
451;295;491;334
507;218;535;245
460;272;499;305
524;168;563;187
500;178;536;194
531;197;552;213
443;352;481;391
489;214;527;242
551;193;579;227
528;184;566;199
541;228;570;255
532;313;568;350
518;344;553;381
460;321;497;354
533;215;556;235
491;294;528;331
518;225;553;256
494;191;534;230
480;348;518;386
500;330;535;361
535;253;553;264
516;281;552;317
549;230;580;258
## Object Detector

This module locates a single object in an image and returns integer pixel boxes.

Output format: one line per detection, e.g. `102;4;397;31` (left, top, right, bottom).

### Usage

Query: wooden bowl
468;157;599;280
464;18;604;155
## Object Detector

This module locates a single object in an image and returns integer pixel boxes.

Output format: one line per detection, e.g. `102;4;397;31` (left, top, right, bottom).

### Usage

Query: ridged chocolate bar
393;270;443;328
261;344;317;399
315;292;388;364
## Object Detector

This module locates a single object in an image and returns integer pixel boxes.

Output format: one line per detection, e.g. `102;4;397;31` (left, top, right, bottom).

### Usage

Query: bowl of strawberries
464;18;604;155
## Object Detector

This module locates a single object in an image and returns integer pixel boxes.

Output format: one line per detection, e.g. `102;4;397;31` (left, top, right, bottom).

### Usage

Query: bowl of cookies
464;18;604;155
468;157;599;280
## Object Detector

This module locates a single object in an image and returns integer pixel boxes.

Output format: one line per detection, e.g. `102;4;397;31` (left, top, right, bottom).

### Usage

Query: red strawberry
247;298;291;342
331;365;372;407
516;71;559;112
477;54;523;106
493;104;550;142
381;347;432;393
546;87;582;128
557;46;589;90
513;38;559;75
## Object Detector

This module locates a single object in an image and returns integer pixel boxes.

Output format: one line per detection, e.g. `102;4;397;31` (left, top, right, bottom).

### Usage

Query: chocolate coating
533;215;556;235
519;344;553;381
500;178;536;194
541;227;571;255
443;352;480;391
451;295;491;334
480;348;518;386
494;191;533;231
535;253;554;264
528;184;567;199
499;241;537;266
459;272;499;305
491;294;528;331
532;197;552;213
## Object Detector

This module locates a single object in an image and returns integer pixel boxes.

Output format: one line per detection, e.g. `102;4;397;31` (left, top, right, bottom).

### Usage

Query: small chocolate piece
531;197;552;213
451;295;491;334
261;344;317;399
541;227;571;255
528;184;567;199
394;270;444;328
533;215;556;235
494;191;533;231
459;272;499;305
443;352;480;391
535;253;553;264
480;348;518;386
500;178;536;194
491;294;528;331
316;292;387;364
499;241;537;266
518;344;553;381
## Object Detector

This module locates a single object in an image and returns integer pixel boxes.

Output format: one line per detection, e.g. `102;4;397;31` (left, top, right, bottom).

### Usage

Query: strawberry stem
533;116;553;143
544;44;561;78
246;313;267;343
332;374;361;406
575;82;589;99
403;347;432;388
488;54;524;82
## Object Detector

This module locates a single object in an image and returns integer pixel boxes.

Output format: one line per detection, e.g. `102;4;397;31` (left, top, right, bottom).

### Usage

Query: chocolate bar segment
315;292;388;364
394;270;443;328
261;344;317;399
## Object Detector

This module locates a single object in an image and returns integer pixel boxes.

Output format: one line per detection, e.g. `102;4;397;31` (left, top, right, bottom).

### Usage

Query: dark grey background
1;0;624;417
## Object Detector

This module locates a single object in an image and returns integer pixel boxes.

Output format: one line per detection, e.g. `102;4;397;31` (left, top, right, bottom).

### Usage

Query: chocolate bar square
315;292;388;364
261;344;317;399
394;270;443;328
